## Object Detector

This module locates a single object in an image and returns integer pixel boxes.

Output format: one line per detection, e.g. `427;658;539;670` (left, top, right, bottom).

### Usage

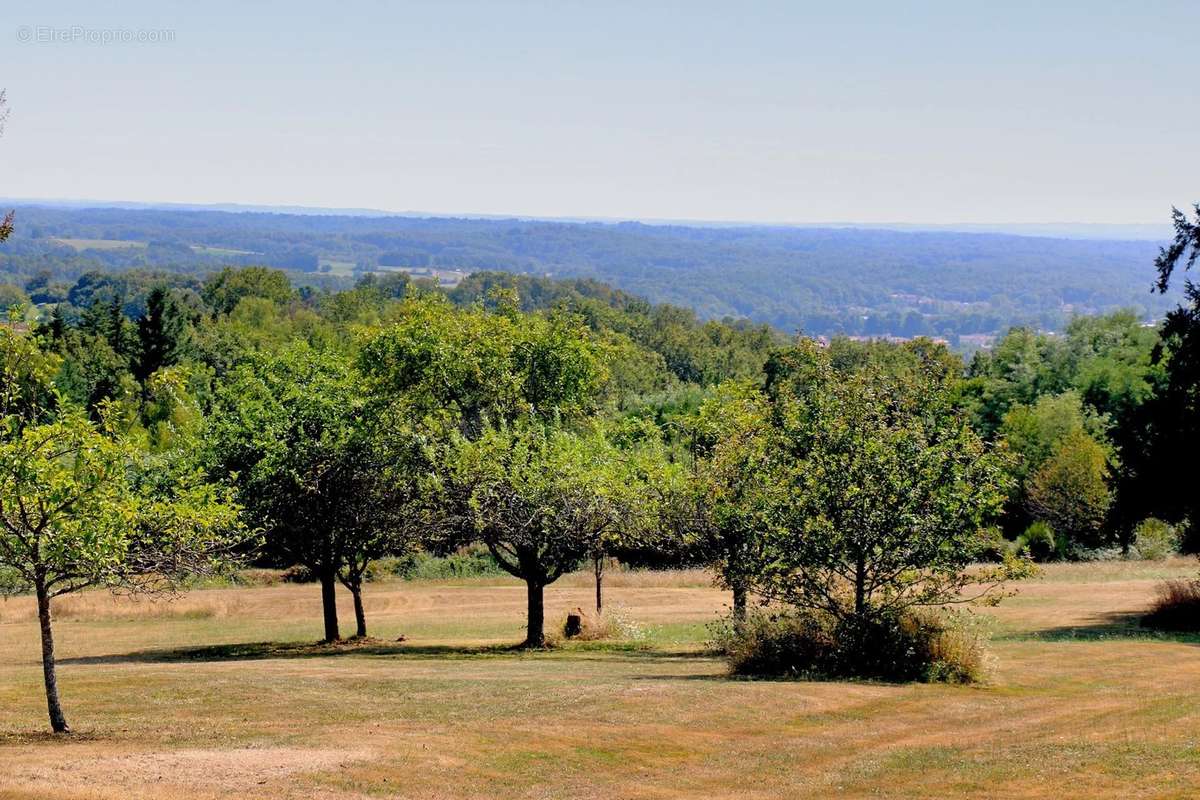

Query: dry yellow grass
1;560;1198;799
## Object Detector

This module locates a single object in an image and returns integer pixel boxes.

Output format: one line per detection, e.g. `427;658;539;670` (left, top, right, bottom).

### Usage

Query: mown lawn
1;561;1198;799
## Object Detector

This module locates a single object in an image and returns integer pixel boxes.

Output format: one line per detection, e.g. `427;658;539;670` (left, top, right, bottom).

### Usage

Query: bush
280;564;316;583
230;569;284;587
711;608;986;683
1132;518;1180;560
975;526;1009;562
381;545;506;581
361;557;404;583
1015;521;1060;561
1142;578;1200;631
1063;544;1125;562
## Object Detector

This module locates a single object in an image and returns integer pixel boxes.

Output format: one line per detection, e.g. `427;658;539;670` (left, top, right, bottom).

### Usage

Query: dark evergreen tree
135;287;191;384
1122;205;1200;548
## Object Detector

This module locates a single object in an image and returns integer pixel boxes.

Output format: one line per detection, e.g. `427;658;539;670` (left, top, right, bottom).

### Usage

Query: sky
1;1;1196;225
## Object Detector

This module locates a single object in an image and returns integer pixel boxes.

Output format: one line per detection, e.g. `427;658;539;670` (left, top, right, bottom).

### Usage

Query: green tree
579;421;671;615
208;343;422;640
0;284;28;312
202;267;295;316
360;294;607;438
1122;204;1200;545
1026;428;1112;551
759;341;1018;620
963;327;1072;436
1001;392;1094;478
134;286;193;384
672;381;779;623
0;322;60;423
998;391;1112;535
447;421;642;646
0;408;243;733
1064;311;1160;425
328;422;431;637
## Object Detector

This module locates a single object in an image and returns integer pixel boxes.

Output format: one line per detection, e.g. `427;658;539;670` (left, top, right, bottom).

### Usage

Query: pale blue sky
1;1;1196;224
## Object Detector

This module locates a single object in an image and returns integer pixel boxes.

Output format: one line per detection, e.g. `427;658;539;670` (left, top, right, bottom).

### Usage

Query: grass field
50;238;147;251
319;258;358;276
1;561;1198;799
191;245;259;257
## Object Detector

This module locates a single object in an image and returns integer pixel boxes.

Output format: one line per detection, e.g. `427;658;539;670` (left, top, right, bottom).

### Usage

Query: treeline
3;204;1199;733
0;204;1177;338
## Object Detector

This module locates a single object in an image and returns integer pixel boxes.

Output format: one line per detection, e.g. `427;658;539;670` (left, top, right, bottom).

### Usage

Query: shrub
187;568;283;588
711;609;833;677
1132;518;1180;561
1063;544;1125;562
975;526;1009;562
384;545;506;581
1142;578;1200;631
1015;521;1059;561
280;564;316;583
711;608;986;683
362;556;405;583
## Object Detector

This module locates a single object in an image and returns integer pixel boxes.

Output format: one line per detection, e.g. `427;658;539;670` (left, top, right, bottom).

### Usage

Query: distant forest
0;205;1176;343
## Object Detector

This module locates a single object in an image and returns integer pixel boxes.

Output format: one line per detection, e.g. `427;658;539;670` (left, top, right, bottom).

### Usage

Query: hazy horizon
0;195;1176;242
2;1;1196;226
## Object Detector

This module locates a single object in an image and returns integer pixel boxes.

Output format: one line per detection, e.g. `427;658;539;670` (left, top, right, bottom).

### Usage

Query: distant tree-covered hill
0;205;1174;341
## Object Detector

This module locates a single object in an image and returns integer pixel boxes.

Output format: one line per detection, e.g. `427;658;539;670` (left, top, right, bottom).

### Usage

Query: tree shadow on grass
59;638;714;666
1001;611;1200;645
0;729;107;745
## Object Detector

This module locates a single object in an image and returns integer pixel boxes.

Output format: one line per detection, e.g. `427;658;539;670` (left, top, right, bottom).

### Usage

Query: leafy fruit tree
359;293;607;439
672;381;780;623
0;406;243;734
209;342;423;640
328;423;431;637
578;422;670;615
757;341;1022;621
447;421;643;646
363;292;614;639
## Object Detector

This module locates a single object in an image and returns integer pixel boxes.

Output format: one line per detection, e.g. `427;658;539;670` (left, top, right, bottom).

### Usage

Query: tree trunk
731;582;748;625
524;580;545;647
351;583;367;638
35;580;70;734
854;555;867;616
593;556;604;615
320;571;340;642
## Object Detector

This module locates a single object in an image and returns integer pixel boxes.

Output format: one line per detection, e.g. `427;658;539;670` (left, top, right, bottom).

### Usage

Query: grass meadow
1;560;1199;799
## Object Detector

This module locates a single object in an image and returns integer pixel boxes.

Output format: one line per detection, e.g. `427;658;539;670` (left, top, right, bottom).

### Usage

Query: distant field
318;258;357;276
1;560;1198;799
191;245;258;257
375;265;468;287
51;237;147;251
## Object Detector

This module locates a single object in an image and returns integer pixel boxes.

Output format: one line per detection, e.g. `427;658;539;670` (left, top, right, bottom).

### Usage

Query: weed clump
1142;578;1200;631
562;606;648;642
